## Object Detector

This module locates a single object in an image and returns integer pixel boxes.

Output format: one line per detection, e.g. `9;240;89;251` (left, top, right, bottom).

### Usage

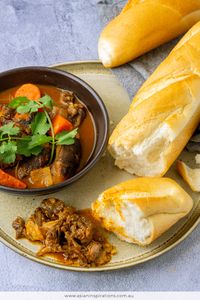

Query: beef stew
0;84;95;189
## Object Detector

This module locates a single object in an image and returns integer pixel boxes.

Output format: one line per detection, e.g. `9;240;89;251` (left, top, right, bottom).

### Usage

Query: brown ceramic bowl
0;66;109;195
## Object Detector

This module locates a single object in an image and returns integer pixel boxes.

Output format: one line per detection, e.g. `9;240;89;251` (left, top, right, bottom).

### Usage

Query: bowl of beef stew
0;66;109;195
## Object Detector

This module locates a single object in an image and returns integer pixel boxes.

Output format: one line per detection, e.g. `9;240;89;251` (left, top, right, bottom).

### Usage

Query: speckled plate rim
0;60;199;272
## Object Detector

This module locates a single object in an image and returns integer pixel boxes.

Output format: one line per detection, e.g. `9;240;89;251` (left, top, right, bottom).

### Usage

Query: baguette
177;160;200;192
109;21;200;177
98;0;200;68
92;177;193;245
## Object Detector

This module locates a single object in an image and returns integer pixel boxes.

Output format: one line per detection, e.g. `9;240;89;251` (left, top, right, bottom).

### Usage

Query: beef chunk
12;216;25;239
51;139;81;184
37;223;63;256
0;105;33;135
36;204;111;266
17;148;50;179
61;213;94;245
86;241;102;263
37;210;95;265
49;106;68;120
34;208;47;226
12;199;115;267
40;198;66;220
50;104;86;128
58;91;86;127
67;104;86;127
13;112;33;135
0;105;15;124
60;90;75;104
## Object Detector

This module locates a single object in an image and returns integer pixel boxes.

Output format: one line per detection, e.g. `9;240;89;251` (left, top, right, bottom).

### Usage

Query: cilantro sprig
0;122;20;137
8;95;53;113
56;129;78;145
0;141;17;164
0;95;77;165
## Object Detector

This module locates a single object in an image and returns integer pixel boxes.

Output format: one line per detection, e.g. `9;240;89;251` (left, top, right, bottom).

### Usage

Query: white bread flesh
109;21;200;177
177;160;200;192
92;177;193;246
98;0;200;67
195;154;200;164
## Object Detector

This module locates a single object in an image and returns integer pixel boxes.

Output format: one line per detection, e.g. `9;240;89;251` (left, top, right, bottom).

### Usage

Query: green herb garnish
0;95;77;164
0;122;20;137
0;141;17;164
31;112;51;135
56;129;78;145
16;138;43;157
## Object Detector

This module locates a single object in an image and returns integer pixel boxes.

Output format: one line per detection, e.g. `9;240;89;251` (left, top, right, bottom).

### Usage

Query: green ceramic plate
0;61;199;271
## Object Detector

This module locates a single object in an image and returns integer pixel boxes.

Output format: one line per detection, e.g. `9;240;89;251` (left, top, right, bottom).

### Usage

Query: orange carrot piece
52;114;73;136
0;169;26;189
15;83;41;101
14;112;30;121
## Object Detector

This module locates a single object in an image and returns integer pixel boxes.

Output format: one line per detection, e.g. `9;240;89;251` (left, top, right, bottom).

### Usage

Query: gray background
0;0;199;291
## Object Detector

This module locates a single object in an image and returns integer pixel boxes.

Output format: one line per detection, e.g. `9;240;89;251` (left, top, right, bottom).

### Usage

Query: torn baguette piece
177;160;200;192
195;154;200;164
92;177;193;246
98;0;200;67
109;21;200;177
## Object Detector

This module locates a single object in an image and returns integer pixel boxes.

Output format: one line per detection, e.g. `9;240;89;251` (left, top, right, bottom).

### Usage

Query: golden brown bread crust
92;177;193;245
109;21;200;177
98;0;200;67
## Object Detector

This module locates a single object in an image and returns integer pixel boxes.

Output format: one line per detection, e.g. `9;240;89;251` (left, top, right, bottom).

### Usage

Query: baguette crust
98;0;200;67
109;21;200;177
92;177;193;245
177;160;200;192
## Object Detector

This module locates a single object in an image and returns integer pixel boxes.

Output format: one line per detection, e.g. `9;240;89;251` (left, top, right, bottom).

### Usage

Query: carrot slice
14;112;30;121
0;169;26;189
52;114;73;136
15;83;41;101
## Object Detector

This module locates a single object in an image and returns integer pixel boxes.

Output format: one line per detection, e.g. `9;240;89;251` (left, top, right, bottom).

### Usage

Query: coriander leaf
0;141;17;163
17;139;43;157
58;138;75;145
16;142;32;156
0;122;20;136
9;97;29;109
28;135;52;149
30;146;43;156
9;96;40;114
16;100;39;114
55;128;78;145
16;137;32;156
39;95;54;109
31;112;50;135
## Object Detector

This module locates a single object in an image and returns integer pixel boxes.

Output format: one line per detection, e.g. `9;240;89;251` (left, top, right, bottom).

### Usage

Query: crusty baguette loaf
98;0;200;68
109;21;200;177
92;177;193;245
